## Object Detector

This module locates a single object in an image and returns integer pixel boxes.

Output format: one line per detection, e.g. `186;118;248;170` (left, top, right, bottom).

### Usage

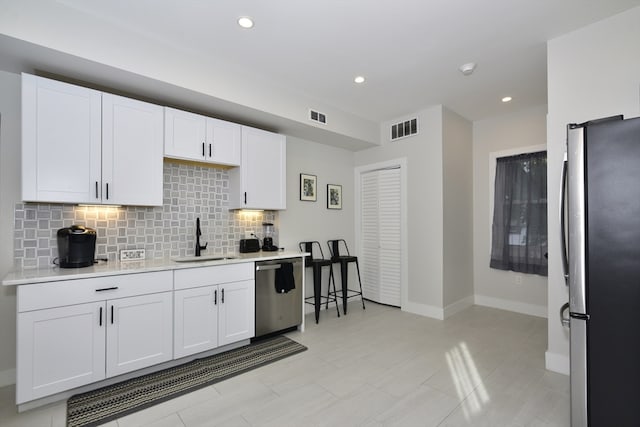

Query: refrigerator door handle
560;302;570;327
560;152;569;286
567;125;587;315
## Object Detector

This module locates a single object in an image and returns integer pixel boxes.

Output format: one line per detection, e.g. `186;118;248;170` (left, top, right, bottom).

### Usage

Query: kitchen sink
172;255;238;263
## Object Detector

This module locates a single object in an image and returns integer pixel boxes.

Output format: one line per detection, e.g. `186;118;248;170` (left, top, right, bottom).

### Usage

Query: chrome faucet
195;217;207;256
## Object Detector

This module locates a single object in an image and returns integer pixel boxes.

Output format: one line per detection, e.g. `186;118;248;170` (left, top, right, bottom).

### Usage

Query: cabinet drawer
174;263;253;290
18;271;173;312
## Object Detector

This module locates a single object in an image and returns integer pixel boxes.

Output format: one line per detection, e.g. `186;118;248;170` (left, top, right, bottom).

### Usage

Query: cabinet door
174;286;218;358
16;302;106;404
102;94;164;206
206;117;241;166
21;73;102;204
106;292;173;377
229;126;286;209
218;280;255;346
164;107;207;161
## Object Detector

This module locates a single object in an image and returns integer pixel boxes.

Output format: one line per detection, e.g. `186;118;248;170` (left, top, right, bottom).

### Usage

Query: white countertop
2;251;307;286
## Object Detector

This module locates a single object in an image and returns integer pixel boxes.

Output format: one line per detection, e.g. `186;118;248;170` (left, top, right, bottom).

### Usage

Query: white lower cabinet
218;280;254;346
16;271;174;404
173;263;255;358
16;265;255;404
106;292;173;377
17;302;106;403
173;286;219;358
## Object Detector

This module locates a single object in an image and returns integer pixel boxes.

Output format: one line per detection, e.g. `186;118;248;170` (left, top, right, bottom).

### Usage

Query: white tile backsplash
14;161;276;268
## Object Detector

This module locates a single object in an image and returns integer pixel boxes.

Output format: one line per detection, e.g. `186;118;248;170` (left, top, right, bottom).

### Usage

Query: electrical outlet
245;230;254;239
515;274;523;285
120;249;145;261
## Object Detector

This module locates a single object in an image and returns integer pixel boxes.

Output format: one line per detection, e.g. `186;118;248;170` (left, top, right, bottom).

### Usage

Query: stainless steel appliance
561;115;640;426
56;225;96;268
254;258;302;337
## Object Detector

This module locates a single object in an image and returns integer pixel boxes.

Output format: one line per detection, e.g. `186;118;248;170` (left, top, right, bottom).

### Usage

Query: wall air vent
390;118;418;141
309;109;327;125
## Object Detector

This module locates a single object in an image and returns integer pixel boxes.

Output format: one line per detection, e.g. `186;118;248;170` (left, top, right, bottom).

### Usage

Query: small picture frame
300;173;317;201
327;184;342;210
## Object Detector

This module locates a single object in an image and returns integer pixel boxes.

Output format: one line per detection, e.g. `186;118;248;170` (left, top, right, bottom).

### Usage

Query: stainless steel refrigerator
561;115;640;426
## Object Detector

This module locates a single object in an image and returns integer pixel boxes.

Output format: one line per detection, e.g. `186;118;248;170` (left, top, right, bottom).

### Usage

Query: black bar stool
327;239;365;315
299;241;340;323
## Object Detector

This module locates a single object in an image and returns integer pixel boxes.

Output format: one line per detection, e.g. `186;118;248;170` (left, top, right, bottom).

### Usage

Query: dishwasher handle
256;264;281;271
255;260;302;272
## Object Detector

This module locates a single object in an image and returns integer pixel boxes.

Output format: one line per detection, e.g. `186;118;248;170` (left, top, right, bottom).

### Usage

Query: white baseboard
402;301;444;320
443;296;474;319
474;294;547;318
0;368;15;387
545;351;570;375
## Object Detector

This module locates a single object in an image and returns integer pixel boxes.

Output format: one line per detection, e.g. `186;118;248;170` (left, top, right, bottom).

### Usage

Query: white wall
278;136;356;313
0;70;20;386
472;105;548;318
354;106;446;318
546;6;640;374
442;108;474;316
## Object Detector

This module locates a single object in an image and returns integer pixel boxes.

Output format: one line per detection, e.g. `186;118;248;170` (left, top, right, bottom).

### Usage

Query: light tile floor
0;303;570;426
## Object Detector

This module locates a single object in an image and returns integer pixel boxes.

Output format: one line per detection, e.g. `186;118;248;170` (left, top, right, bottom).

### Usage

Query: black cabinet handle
202;142;205;157
95;181;99;199
214;289;217;305
222;288;225;304
110;305;114;324
209;143;212;157
95;287;119;292
244;192;247;204
99;306;103;326
106;183;109;200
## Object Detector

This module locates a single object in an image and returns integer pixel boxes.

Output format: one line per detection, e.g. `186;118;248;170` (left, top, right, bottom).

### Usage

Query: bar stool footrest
304;296;338;305
329;289;363;299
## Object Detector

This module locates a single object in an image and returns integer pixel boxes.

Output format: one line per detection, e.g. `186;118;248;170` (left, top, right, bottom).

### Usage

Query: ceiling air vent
391;118;418;141
309;109;327;125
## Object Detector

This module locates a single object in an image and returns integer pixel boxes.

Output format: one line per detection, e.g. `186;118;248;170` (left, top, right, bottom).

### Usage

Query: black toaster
239;238;260;253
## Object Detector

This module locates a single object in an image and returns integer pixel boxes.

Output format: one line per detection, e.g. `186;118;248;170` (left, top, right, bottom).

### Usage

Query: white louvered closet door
360;168;401;306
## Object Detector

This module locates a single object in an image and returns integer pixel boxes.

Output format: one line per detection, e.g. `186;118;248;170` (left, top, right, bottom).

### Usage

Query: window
490;150;548;276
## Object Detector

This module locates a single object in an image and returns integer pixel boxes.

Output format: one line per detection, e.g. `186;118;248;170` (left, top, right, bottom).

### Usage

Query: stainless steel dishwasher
255;258;303;337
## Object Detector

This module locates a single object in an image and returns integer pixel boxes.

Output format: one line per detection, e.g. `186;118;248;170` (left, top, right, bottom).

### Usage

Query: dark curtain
490;151;548;276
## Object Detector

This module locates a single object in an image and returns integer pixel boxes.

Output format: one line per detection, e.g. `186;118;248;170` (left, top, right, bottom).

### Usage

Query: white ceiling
46;0;639;122
0;0;639;147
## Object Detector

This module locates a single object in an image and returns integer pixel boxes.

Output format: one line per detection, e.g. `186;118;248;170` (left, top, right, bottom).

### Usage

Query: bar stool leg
355;260;366;310
312;264;322;324
340;260;349;315
326;265;340;317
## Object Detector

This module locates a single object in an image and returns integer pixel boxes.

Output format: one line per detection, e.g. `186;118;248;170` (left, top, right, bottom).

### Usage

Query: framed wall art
300;173;317;201
327;184;342;209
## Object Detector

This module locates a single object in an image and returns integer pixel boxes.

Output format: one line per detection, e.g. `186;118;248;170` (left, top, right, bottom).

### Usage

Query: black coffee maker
57;225;97;268
261;222;278;251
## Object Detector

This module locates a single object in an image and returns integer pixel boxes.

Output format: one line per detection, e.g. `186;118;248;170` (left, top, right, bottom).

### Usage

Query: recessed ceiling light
459;62;476;76
237;16;254;29
354;76;366;84
502;96;513;103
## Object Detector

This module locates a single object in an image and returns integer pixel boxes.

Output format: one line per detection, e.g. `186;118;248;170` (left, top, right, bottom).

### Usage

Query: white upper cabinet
22;73;102;204
229;126;286;210
164;107;241;166
21;74;164;206
102;94;164;206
